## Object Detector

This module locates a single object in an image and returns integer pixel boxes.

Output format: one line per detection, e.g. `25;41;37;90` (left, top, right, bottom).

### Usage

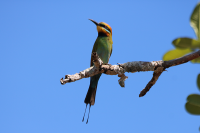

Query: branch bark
60;50;200;97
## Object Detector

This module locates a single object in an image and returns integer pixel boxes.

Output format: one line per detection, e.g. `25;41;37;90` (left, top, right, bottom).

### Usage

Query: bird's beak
89;19;98;26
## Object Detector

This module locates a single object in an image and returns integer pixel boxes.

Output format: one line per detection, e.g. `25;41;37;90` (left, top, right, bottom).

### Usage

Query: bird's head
89;19;112;36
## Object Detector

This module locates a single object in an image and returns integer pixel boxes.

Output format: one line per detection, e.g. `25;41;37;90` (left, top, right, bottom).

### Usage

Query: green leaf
172;37;200;49
191;57;200;63
163;48;192;61
190;2;200;39
185;102;200;115
185;94;200;115
187;94;200;105
197;74;200;91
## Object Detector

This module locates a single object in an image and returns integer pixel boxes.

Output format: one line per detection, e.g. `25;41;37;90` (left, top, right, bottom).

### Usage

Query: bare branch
118;74;128;87
60;50;200;97
163;50;200;68
139;71;164;97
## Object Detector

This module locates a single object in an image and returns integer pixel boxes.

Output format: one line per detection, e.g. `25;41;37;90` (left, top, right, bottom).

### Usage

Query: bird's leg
82;104;88;122
86;104;91;124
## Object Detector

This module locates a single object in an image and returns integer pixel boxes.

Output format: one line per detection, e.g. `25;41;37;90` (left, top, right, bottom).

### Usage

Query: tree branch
60;50;200;97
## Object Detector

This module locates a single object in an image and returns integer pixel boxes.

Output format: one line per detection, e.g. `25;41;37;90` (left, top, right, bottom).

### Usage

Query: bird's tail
84;73;102;105
84;85;97;105
82;80;97;124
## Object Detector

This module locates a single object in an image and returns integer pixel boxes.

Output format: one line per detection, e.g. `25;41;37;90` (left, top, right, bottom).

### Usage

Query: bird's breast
95;37;112;64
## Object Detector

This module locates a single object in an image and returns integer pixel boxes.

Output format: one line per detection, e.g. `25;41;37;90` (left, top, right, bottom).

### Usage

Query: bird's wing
110;46;112;58
90;41;98;66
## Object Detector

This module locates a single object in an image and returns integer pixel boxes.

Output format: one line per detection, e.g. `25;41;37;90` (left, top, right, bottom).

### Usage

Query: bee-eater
82;19;113;123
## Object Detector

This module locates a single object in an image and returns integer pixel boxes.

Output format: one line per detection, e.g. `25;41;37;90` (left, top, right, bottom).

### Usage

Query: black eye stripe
99;24;111;32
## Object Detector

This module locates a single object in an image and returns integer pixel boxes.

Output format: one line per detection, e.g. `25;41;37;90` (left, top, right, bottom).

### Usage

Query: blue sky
1;0;200;133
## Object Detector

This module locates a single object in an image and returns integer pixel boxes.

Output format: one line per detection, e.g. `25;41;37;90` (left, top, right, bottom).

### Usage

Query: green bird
82;19;113;123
